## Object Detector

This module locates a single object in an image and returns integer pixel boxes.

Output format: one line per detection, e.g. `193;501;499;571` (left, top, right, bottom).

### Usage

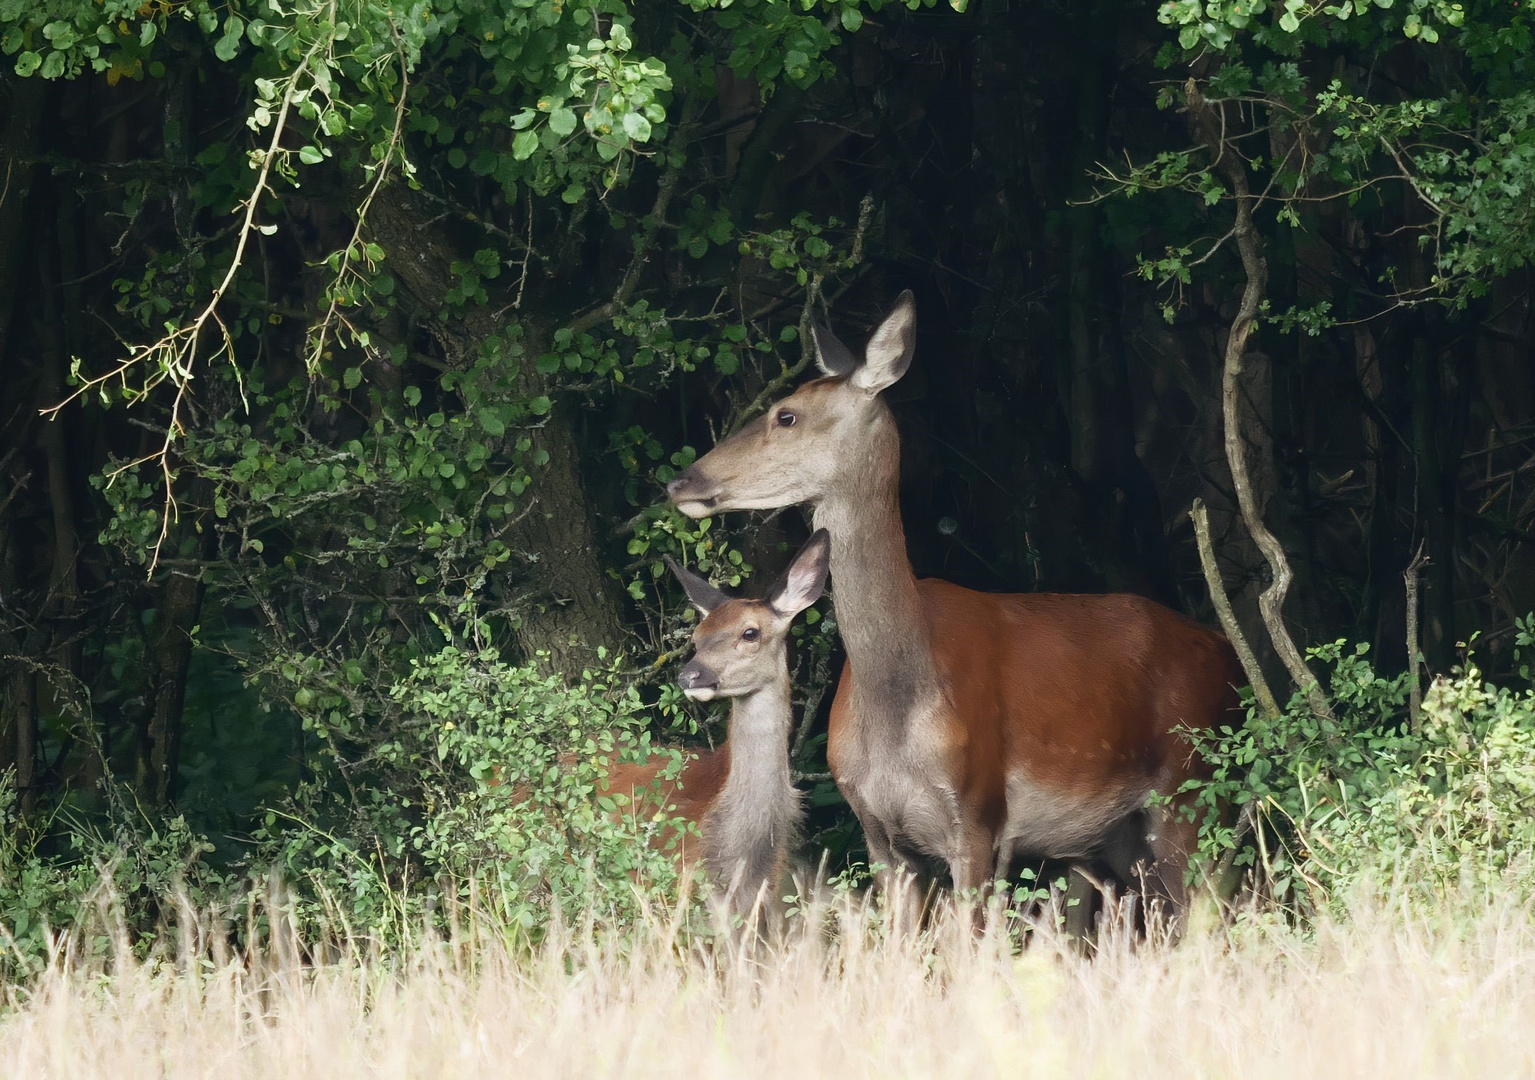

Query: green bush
1189;623;1535;915
250;643;693;942
0;779;230;978
0;645;698;977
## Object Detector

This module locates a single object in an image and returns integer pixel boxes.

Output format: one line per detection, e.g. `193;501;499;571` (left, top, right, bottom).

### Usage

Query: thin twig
44;38;328;577
307;55;412;373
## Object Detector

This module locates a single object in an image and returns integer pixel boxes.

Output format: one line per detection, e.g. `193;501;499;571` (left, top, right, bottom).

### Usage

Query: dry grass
4;891;1535;1079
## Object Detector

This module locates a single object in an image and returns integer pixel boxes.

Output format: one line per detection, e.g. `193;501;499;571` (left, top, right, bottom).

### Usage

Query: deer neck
811;417;941;717
707;672;800;897
720;673;795;806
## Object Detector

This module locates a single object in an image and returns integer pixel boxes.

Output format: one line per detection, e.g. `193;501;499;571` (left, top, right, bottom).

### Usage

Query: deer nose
666;468;700;501
666;466;719;504
677;659;719;692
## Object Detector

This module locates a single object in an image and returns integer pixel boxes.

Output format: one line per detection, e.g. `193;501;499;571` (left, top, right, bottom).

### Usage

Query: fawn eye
741;627;760;642
776;409;796;428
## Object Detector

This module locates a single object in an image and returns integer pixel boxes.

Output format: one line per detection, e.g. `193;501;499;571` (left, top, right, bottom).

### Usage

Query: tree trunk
138;567;203;806
1186;80;1332;717
367;186;627;673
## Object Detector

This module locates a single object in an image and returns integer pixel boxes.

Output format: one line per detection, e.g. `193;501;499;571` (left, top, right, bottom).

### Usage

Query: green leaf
299;145;324;165
840;6;864;31
14;50;40;77
343;367;362;389
512;129;540;160
214;17;243;61
622;112;652;142
528;395;552;415
549;107;577;136
478;408;506;437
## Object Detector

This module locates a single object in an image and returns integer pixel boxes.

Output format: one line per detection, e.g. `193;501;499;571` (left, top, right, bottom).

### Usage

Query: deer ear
665;556;730;615
813;324;857;377
767;529;831;619
851;290;916;394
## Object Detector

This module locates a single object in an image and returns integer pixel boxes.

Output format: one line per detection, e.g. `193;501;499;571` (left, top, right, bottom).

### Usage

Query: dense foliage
1190;623;1535;915
2;0;1534;967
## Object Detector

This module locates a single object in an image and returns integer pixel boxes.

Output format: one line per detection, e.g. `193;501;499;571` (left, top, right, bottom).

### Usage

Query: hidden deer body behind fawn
603;531;831;922
667;293;1244;930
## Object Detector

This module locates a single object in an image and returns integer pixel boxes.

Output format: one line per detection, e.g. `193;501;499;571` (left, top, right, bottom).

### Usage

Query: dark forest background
2;0;1533;945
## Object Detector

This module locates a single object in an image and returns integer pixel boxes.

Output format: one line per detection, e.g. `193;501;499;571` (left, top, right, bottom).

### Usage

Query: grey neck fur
811;407;940;725
705;668;802;908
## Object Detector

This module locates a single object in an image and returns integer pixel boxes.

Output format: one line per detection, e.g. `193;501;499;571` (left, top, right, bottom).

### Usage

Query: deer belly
997;771;1150;862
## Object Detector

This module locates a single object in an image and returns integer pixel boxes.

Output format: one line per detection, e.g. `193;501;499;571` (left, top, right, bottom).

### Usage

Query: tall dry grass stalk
3;888;1535;1079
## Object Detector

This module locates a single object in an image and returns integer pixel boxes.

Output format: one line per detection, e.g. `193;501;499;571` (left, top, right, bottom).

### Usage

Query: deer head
664;530;831;702
666;292;917;518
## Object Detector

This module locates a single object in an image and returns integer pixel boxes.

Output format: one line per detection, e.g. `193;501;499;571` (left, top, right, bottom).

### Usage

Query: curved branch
1186;79;1333;719
1191;499;1280;718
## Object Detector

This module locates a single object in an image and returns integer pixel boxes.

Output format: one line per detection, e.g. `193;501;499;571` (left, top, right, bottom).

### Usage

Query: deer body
668;294;1243;922
602;533;830;922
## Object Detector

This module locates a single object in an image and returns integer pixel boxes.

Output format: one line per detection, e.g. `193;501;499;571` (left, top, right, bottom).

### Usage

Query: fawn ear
813;324;857;377
767;529;831;619
665;556;729;615
850;290;916;394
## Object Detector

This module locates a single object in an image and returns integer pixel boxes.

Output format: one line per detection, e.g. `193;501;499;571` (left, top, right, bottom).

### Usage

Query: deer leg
1062;867;1098;944
1097;808;1154;934
861;818;923;936
1140;799;1200;943
945;826;996;932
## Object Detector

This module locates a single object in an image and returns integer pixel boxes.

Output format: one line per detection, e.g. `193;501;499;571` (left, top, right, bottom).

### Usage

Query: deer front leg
844;790;924;935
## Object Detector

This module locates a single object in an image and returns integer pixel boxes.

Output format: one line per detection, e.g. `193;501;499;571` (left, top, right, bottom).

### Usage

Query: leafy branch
45;37;327;575
306;56;413;375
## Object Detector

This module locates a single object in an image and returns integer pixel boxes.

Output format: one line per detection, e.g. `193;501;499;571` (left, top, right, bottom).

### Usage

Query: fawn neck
719;671;795;803
707;669;800;892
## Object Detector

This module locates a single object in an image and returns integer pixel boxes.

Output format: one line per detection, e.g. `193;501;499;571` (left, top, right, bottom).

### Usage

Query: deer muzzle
666;467;720;518
677;658;720;701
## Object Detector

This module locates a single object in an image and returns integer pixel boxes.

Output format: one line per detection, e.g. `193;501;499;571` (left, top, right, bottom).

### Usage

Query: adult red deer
602;531;830;922
666;292;1243;929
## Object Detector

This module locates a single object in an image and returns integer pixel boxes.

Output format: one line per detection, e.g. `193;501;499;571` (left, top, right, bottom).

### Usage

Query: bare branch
1186;78;1333;719
307;56;413;373
1191;498;1280;718
567;101;701;337
1404;542;1429;734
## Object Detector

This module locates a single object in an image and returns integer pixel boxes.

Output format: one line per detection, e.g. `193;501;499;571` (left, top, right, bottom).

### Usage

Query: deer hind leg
945;825;998;932
1141;799;1200;942
1099;801;1198;943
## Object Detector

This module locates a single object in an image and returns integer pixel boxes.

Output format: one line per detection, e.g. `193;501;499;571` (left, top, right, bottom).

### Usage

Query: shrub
243;642;697;945
1189;626;1535;916
0;779;229;978
1;645;697;976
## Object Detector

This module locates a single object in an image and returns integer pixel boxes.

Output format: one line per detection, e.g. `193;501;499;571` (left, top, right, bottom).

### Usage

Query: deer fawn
667;292;1244;932
603;530;830;925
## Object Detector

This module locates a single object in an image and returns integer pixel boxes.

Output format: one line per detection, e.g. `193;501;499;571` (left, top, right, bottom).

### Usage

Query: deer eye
775;409;796;428
741;627;760;642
